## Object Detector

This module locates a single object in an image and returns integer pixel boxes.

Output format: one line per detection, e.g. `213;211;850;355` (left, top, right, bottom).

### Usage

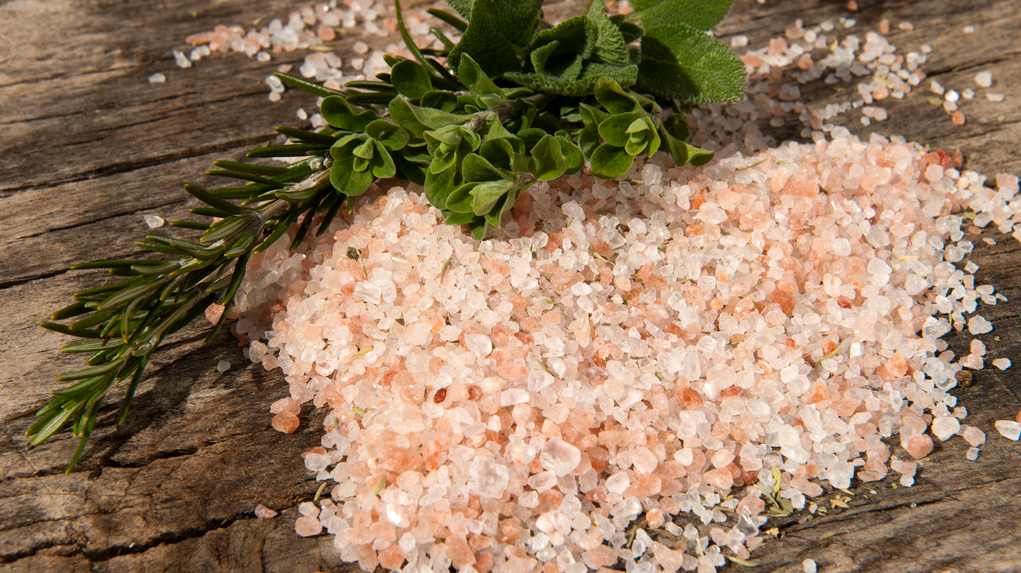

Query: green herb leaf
590;144;635;179
447;0;543;76
630;0;734;31
638;24;747;103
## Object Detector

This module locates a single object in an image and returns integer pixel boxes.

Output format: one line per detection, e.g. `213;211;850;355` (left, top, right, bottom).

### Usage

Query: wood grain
1;0;1019;572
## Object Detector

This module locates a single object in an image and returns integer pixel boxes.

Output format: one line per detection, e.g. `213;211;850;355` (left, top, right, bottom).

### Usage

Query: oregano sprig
32;0;746;469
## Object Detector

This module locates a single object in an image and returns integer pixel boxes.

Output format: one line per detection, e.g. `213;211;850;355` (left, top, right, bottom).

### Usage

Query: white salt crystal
631;447;658;474
931;416;960;441
803;559;817;573
173;50;192;69
353;40;369;54
966;447;980;461
904;274;928;296
993;358;1011;370
831;238;851;257
143;214;165;229
605;472;630;495
500;389;530;407
994;420;1021;441
987;92;1006;102
539;438;581;477
148;73;166;84
215;360;230;372
967;315;993;335
468;457;510;497
465;333;493;357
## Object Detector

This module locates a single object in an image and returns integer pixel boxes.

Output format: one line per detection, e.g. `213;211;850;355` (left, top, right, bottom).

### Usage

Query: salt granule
994;421;1021;441
993;358;1011;370
147;73;166;84
254;504;278;519
803;558;818;573
968;315;993;335
215;360;230;373
143;214;165;229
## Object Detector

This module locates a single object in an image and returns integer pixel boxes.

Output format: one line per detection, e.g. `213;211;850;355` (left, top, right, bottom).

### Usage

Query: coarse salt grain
143;214;165;229
147;73;166;84
995;421;1021;441
993;358;1011;370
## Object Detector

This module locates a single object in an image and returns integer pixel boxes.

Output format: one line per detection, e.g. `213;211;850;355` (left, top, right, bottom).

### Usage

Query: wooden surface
2;0;1020;572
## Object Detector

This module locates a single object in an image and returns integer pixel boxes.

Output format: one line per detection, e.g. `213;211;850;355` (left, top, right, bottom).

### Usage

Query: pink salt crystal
736;493;765;516
703;468;734;491
205;303;225;324
377;545;406;570
951;111;966;126
272;412;299;434
626;473;662;497
254;504;278;519
905;433;934;459
583;546;617;569
445;535;476;568
317;24;336;42
653;541;687;573
295;515;323;537
646;508;666;528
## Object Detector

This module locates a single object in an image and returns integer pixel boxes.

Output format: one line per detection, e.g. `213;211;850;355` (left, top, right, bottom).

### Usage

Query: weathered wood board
1;0;1019;571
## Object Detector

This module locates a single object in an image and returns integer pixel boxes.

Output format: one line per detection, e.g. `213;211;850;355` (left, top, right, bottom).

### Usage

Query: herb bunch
32;0;746;469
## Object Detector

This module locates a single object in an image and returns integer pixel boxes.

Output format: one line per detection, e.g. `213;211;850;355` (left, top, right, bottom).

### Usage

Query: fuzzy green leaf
366;119;411;151
638;24;747;103
629;0;733;30
457;55;506;100
556;133;585;175
390;59;433;99
529;134;567;181
321;96;377;131
425;165;460;209
586;0;631;66
462;152;506;182
445;0;473;20
447;0;543;75
471;180;515;215
598;111;642;147
389;96;473;138
505;62;637;96
594;77;641;114
590;144;635;179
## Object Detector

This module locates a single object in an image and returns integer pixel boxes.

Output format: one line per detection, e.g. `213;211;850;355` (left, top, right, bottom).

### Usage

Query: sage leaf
629;0;733;31
638;24;747;102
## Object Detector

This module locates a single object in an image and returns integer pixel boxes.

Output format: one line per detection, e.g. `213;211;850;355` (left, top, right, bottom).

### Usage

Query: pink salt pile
229;130;1019;571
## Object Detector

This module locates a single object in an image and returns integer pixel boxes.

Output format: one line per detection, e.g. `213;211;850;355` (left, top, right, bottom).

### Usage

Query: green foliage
33;0;748;469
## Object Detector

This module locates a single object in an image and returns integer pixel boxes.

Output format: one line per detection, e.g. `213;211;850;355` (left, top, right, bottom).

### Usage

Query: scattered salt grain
147;73;166;84
215;360;230;373
254;504;278;519
967;315;993;335
803;558;817;573
932;416;960;441
143;214;165;229
986;92;1006;103
966;447;980;461
173;49;192;69
993;358;1011;370
994;420;1021;441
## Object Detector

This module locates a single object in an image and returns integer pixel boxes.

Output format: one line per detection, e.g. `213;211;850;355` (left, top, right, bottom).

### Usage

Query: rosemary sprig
35;144;339;469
